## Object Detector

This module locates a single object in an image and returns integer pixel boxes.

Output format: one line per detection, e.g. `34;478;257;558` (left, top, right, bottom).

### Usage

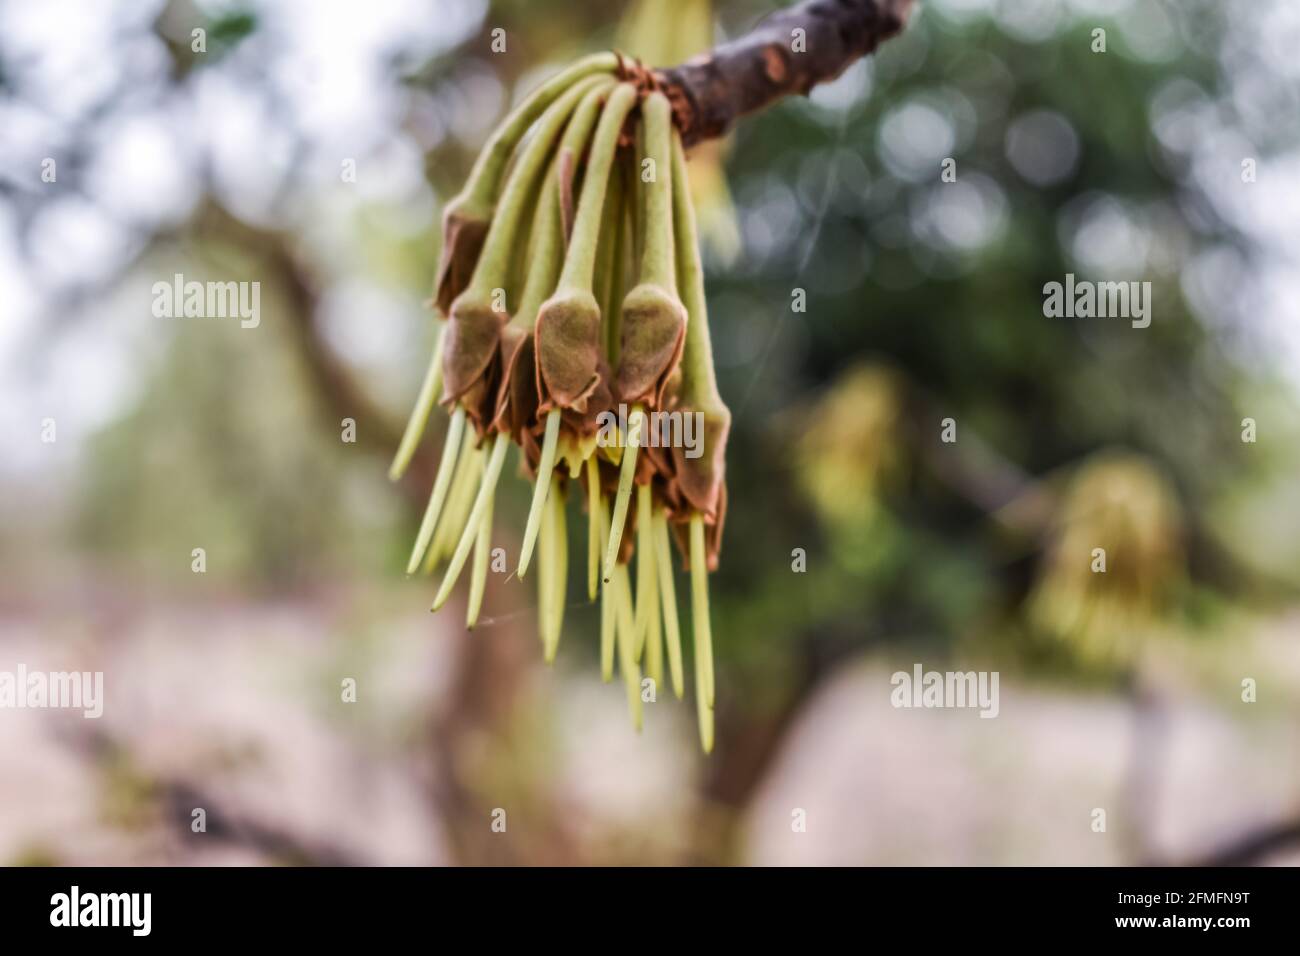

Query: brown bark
654;0;918;146
1174;818;1300;867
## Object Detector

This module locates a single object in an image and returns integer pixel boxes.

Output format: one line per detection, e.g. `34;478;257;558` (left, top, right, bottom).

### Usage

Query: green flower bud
615;93;687;409
443;74;614;425
536;83;638;413
493;81;610;444
433;53;618;313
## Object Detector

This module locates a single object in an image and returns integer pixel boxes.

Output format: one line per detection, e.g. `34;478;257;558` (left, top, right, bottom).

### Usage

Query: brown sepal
535;288;603;413
670;483;727;572
614;283;687;409
442;293;508;430
491;324;538;445
434;205;490;316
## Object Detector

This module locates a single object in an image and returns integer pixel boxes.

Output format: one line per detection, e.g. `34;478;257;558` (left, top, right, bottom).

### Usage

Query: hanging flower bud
614;93;687;410
433;54;619;313
664;129;730;570
443;75;615;429
493;81;611;446
535;83;639;415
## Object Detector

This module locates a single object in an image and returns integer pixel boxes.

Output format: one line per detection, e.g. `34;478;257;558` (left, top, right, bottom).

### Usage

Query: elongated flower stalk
433;54;620;315
392;56;733;754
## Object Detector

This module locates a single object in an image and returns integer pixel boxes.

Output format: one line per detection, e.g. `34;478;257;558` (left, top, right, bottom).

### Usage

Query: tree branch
181;201;440;503
654;0;917;146
1165;817;1300;868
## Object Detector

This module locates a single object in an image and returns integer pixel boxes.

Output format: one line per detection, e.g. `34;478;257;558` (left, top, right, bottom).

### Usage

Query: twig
1176;818;1300;867
656;0;918;146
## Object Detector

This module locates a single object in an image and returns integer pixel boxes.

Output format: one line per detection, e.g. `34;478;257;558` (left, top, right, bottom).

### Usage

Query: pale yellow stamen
518;408;561;579
544;475;567;662
633;483;654;660
643;549;663;692
466;494;493;629
690;511;716;721
598;494;615;681
389;324;446;482
538;482;553;651
585;454;601;602
696;674;714;754
425;424;481;573
603;405;643;582
652;509;683;699
613;560;643;731
432;433;509;611
405;404;465;574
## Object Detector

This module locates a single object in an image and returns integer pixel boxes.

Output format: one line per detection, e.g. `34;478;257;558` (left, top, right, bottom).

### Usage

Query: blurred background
2;0;1299;866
